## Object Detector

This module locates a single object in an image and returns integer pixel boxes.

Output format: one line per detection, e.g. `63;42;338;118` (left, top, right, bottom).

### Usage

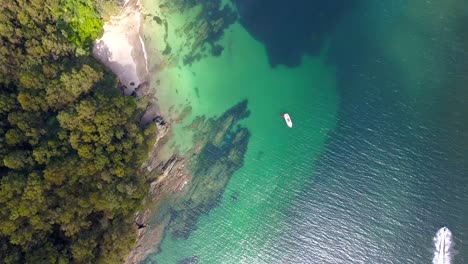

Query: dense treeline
0;0;156;263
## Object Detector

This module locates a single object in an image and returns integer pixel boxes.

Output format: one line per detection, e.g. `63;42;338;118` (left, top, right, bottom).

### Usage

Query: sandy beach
93;0;148;96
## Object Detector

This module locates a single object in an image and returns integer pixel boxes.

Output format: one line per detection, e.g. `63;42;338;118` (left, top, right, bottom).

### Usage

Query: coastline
93;1;339;262
113;1;254;262
93;0;266;262
89;1;468;263
92;0;191;262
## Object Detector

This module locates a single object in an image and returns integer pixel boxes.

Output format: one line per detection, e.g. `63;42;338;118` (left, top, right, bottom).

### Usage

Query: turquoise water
142;0;468;263
145;19;339;262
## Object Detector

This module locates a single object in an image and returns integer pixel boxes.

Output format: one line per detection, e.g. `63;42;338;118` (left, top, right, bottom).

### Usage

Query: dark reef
231;0;358;67
157;0;237;65
161;101;251;240
177;255;199;264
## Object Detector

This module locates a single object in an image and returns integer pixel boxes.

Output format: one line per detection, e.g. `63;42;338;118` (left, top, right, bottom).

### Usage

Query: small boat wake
433;227;454;264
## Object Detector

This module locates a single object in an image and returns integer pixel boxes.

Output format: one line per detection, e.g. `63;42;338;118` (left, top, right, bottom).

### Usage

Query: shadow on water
231;0;358;67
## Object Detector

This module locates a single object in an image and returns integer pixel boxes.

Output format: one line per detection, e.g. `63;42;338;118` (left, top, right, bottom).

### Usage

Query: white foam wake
432;227;453;264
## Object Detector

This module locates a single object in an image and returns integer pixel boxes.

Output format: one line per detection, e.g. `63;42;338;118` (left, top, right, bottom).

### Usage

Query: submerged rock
177;256;199;264
130;101;251;263
165;100;251;239
154;0;237;66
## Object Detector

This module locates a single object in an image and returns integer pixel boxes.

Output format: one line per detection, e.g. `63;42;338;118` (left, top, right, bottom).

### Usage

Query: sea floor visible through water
141;0;468;263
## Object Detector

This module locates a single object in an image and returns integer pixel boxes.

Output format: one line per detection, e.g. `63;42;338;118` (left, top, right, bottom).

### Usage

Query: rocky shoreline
93;0;252;262
92;0;191;262
126;153;191;264
125;99;251;263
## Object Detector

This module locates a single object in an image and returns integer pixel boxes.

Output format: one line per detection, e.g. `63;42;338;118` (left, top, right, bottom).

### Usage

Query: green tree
0;0;156;262
46;65;103;110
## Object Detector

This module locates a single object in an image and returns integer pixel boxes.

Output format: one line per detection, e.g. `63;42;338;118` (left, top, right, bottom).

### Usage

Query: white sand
93;0;148;95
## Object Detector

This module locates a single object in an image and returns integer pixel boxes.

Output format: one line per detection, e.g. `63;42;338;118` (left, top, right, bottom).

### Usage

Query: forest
0;0;156;263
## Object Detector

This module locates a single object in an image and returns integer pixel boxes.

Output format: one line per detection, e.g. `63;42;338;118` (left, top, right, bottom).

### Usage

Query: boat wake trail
433;227;453;264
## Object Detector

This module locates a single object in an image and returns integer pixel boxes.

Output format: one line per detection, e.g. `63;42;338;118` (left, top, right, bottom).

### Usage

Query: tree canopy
0;0;156;263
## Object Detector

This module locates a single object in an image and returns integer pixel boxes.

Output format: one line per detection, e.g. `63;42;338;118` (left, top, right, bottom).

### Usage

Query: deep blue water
275;1;468;263
233;0;357;67
234;0;468;262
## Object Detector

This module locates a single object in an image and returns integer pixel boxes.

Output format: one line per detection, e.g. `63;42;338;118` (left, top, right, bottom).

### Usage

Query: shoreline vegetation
0;0;184;263
1;0;246;262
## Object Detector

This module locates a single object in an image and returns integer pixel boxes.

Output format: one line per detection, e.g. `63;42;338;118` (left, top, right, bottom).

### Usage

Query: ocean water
141;0;468;263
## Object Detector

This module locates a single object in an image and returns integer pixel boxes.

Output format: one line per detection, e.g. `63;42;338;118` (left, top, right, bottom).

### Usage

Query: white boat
281;113;293;128
433;227;452;264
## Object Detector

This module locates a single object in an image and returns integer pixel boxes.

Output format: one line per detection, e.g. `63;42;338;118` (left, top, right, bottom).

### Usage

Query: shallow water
142;0;468;263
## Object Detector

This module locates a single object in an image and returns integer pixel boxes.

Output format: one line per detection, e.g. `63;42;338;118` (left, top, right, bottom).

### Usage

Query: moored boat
281;113;293;128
